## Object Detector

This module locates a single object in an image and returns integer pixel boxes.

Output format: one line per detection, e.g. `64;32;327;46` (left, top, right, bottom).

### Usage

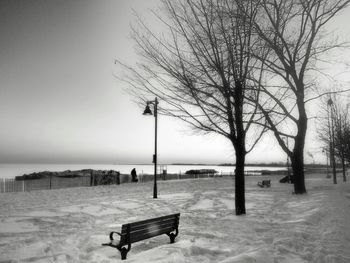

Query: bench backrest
119;213;180;246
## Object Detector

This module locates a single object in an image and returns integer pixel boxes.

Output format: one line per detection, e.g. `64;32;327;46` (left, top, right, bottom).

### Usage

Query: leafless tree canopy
121;0;266;152
119;0;350;197
238;0;350;193
245;0;350;152
119;0;272;215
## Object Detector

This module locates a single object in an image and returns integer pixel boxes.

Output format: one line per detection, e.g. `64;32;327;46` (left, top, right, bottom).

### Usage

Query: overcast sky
1;0;349;165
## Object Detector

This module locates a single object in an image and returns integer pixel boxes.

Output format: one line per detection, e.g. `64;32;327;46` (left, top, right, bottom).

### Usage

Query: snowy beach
0;174;349;262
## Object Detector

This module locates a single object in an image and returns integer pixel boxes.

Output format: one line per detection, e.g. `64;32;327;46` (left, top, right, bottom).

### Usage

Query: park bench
258;179;271;188
102;213;180;260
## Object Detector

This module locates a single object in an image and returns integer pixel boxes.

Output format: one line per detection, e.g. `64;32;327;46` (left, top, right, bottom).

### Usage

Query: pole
326;149;329;178
327;103;332;179
330;104;337;184
153;97;158;198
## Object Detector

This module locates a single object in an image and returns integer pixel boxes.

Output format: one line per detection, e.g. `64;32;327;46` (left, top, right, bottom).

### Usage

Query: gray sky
0;0;349;165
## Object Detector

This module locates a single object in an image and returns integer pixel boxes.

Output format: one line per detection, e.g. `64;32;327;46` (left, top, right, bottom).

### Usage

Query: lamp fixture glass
143;104;153;115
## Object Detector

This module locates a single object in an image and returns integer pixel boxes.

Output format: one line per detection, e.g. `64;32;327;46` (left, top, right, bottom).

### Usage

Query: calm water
0;164;286;179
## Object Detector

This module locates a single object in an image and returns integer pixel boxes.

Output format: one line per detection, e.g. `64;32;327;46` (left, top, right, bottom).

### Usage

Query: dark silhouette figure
131;168;138;182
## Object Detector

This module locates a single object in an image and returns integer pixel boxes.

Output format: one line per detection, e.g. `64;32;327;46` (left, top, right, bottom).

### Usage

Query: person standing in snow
131;168;138;182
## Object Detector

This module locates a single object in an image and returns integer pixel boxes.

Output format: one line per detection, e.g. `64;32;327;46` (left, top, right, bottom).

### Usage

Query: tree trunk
331;142;337;184
291;98;307;194
235;147;246;215
291;149;306;194
341;155;346;182
233;79;246;215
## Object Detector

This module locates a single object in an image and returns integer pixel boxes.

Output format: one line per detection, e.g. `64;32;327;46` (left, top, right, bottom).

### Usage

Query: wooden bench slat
129;226;176;244
119;221;177;244
127;213;179;228
130;222;175;237
122;218;175;233
122;219;176;234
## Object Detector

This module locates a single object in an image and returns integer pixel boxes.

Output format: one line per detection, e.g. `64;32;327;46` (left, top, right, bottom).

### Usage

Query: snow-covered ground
0;174;349;262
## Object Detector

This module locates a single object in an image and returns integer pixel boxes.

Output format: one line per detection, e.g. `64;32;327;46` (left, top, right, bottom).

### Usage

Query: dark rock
185;169;218;175
16;169;120;186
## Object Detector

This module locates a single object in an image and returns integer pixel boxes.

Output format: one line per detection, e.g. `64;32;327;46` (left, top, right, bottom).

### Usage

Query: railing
0;176;91;193
0;178;25;193
0;170;263;193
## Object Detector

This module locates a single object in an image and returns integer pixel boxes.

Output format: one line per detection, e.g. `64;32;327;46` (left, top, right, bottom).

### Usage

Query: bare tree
239;0;350;194
119;0;266;215
344;119;350;163
317;96;342;183
332;99;349;182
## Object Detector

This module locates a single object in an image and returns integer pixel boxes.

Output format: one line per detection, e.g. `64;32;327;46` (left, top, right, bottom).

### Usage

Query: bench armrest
102;232;122;248
109;231;122;241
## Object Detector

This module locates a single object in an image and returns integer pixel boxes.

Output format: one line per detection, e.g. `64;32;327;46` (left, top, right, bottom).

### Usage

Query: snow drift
0;173;349;262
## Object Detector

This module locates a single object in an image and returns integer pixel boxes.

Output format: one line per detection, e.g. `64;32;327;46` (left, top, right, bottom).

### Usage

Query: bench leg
119;247;129;260
167;232;177;243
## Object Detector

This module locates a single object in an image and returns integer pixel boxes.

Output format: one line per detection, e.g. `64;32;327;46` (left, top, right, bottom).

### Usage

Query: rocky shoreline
15;169;120;181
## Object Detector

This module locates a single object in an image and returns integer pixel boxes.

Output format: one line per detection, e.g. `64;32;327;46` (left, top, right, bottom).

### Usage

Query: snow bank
0;174;349;262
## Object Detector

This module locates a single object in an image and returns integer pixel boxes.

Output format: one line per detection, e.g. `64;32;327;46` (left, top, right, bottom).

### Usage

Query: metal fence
0;171;236;194
0;176;92;193
138;171;234;182
0;176;108;193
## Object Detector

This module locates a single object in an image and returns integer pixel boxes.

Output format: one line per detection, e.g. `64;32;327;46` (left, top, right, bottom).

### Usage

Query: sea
0;163;286;179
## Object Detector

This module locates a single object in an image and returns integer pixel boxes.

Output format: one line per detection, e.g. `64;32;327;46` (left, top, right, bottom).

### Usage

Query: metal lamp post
143;97;159;198
327;98;337;184
322;147;330;178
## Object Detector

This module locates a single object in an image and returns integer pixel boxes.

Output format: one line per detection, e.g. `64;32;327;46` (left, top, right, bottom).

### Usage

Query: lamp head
327;98;333;106
143;104;153;115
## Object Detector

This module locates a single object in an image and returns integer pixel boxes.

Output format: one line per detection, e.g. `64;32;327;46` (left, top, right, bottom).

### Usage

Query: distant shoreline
171;163;328;168
0;163;328;180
